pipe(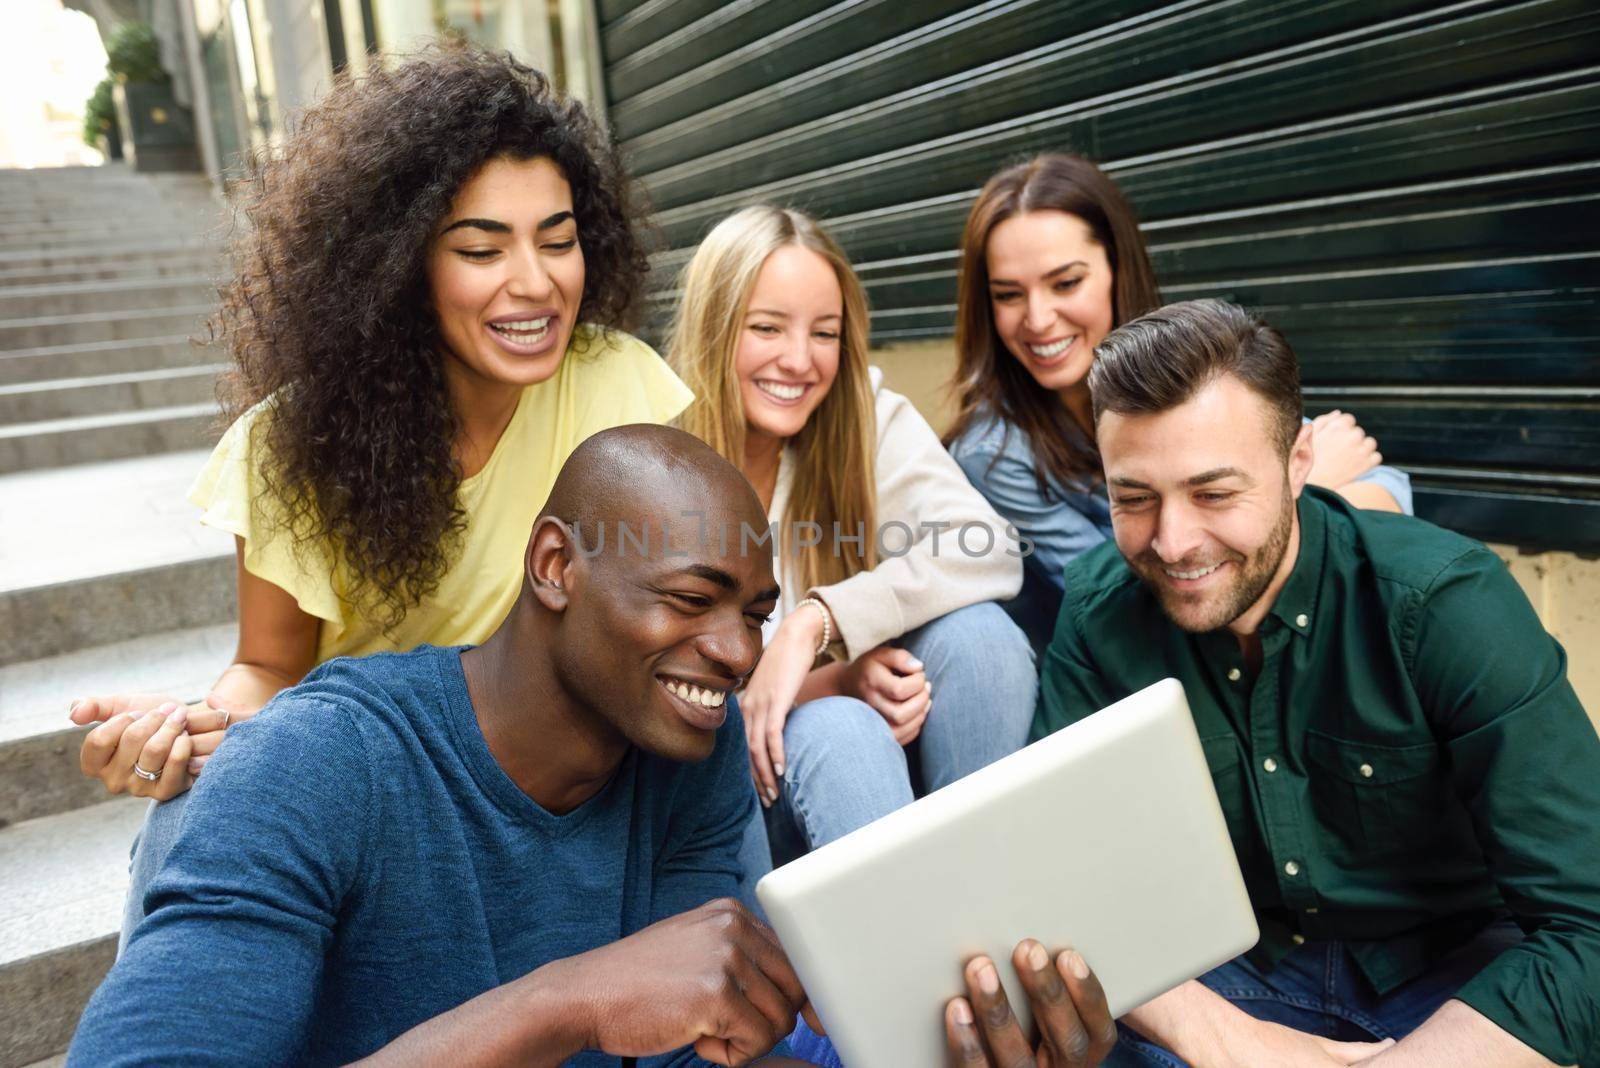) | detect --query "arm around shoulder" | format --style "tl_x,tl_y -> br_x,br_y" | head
69,698 -> 375,1066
